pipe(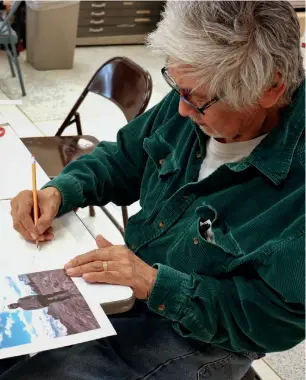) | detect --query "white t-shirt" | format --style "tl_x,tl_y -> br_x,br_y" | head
198,134 -> 267,181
